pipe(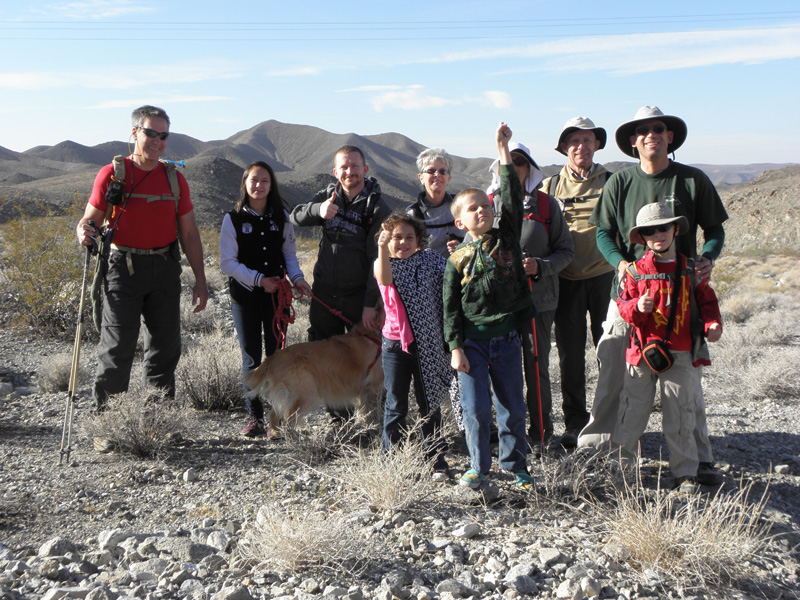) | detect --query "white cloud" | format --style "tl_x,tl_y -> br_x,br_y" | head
403,24 -> 800,75
0,60 -> 242,91
482,91 -> 511,109
88,96 -> 232,109
44,0 -> 155,19
362,85 -> 512,113
370,87 -> 452,112
265,67 -> 321,77
338,84 -> 412,92
0,73 -> 66,90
